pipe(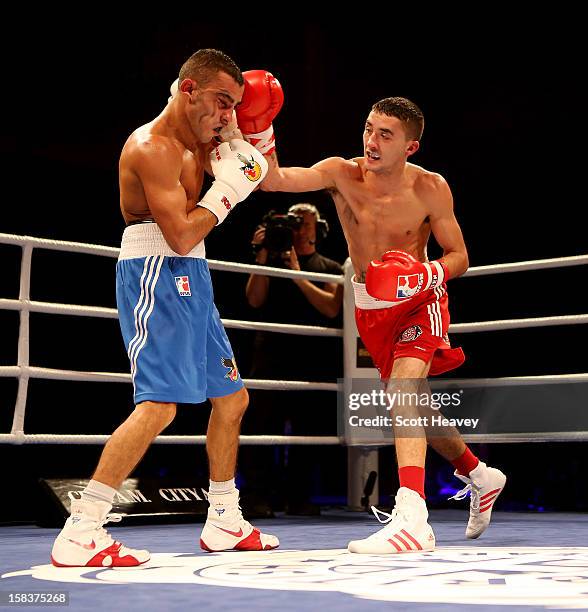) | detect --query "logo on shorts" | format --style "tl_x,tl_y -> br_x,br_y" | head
399,325 -> 423,342
222,357 -> 239,382
175,276 -> 191,296
237,153 -> 263,182
396,273 -> 423,299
